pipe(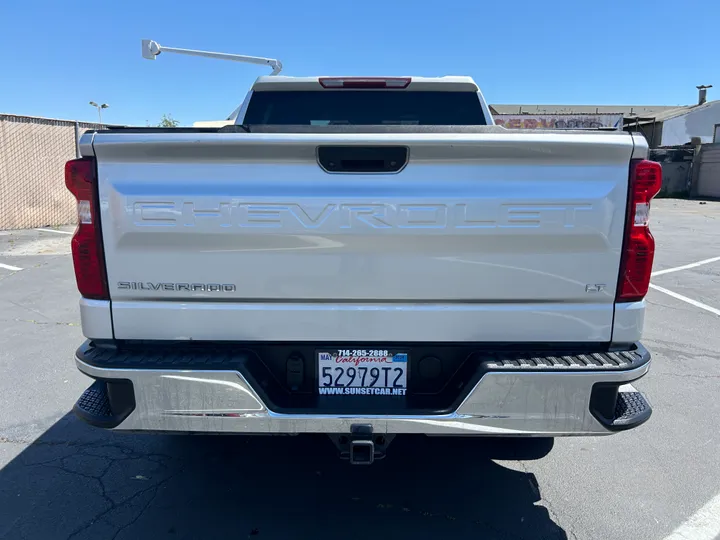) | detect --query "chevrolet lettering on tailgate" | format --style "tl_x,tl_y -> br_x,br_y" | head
131,201 -> 593,230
